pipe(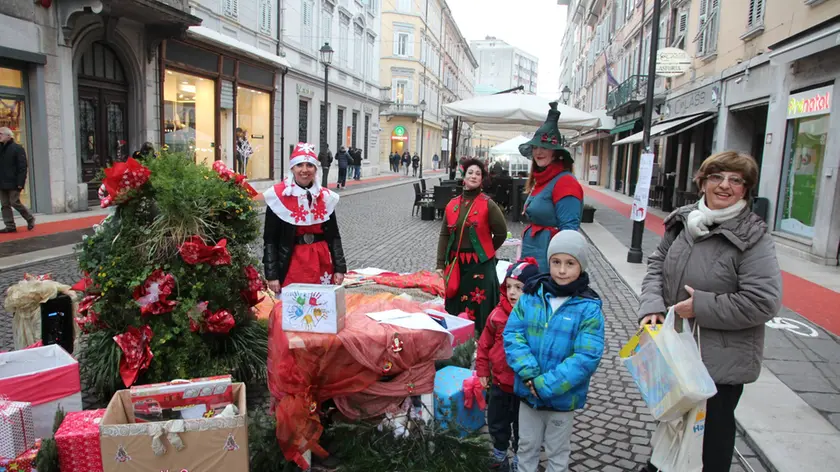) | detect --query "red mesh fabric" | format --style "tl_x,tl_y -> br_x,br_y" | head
267,292 -> 453,468
370,270 -> 445,297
